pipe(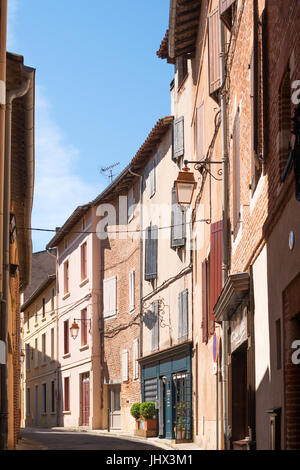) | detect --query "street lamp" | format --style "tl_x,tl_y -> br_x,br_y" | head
174,165 -> 197,205
70,318 -> 91,340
